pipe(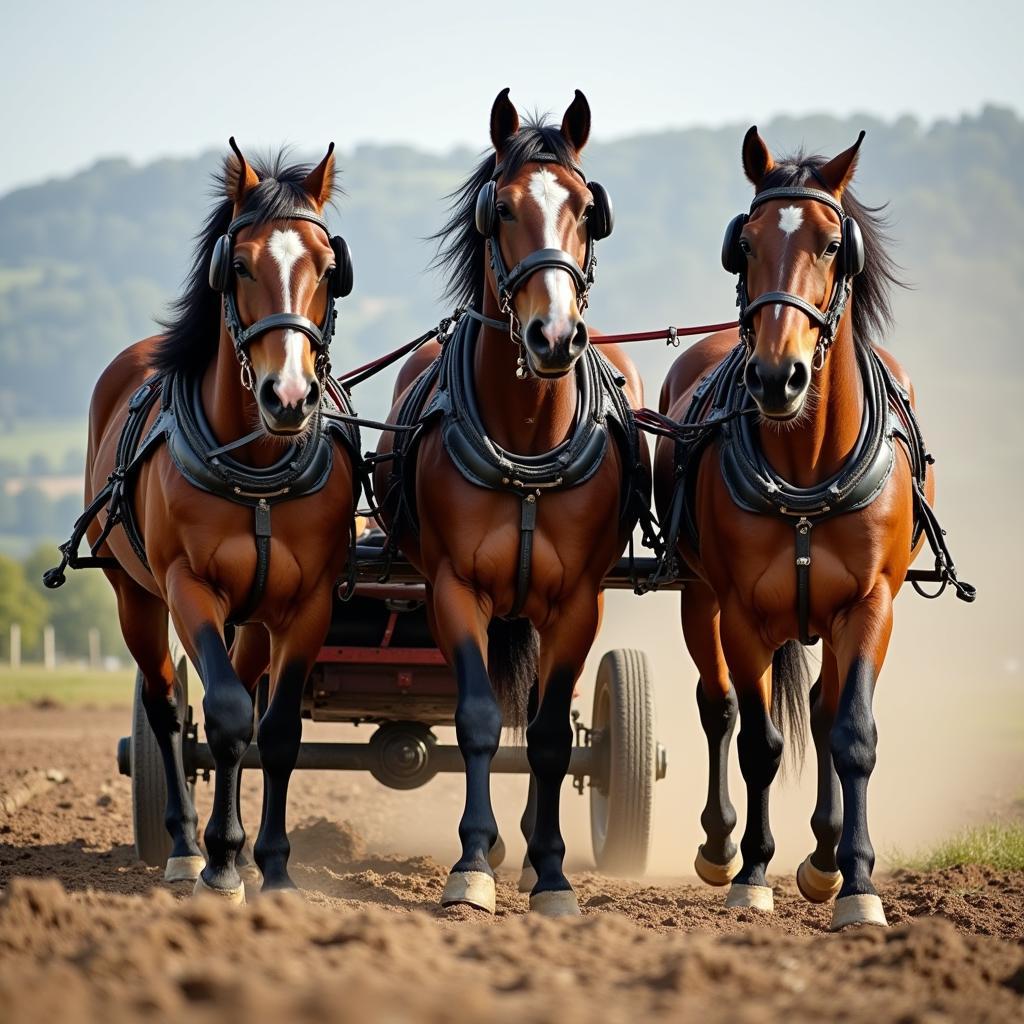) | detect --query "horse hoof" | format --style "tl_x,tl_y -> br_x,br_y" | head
487,834 -> 507,870
830,894 -> 887,930
694,846 -> 741,887
529,890 -> 581,918
192,873 -> 245,905
517,864 -> 538,893
441,871 -> 496,914
796,856 -> 843,904
164,854 -> 205,883
725,883 -> 774,912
